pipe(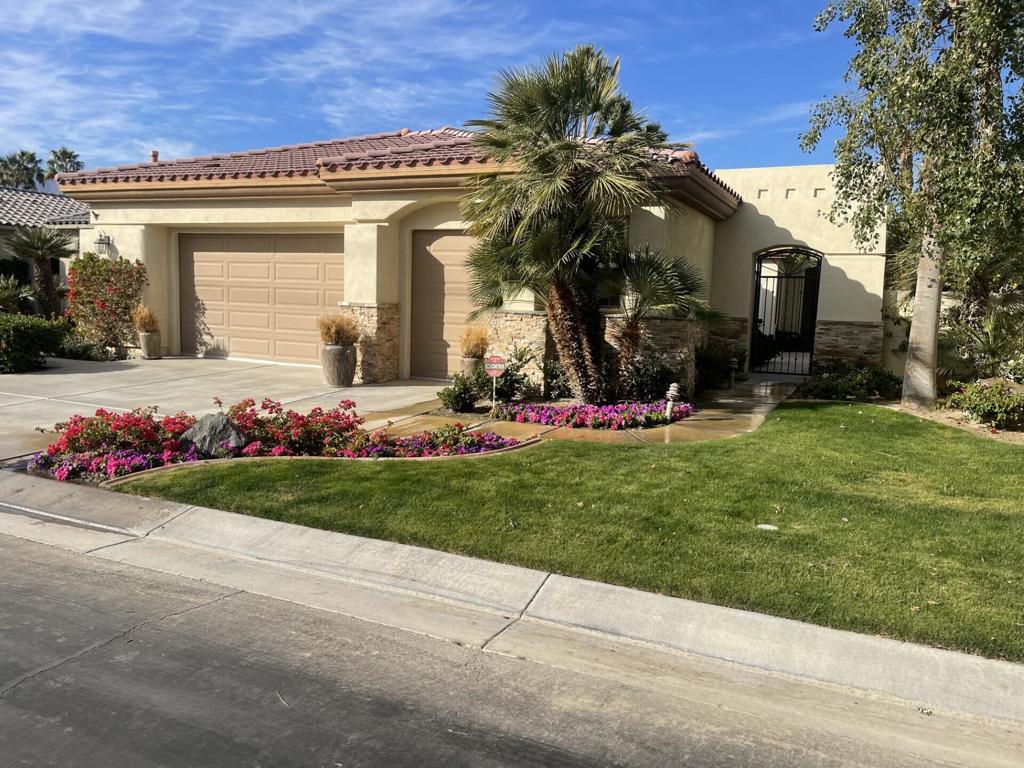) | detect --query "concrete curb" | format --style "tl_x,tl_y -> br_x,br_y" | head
3,472 -> 1022,724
